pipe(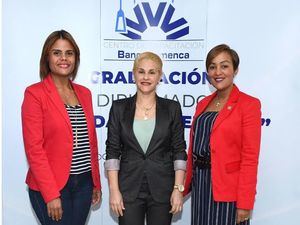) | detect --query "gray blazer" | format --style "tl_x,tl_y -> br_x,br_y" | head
105,95 -> 187,203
